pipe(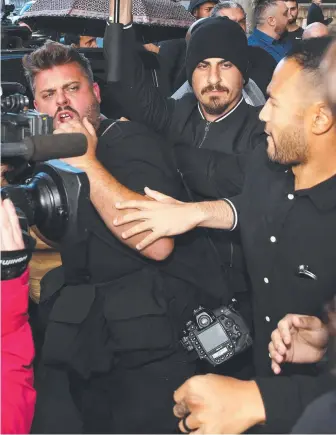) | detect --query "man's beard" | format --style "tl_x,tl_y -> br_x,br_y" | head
288,17 -> 297,25
201,84 -> 230,116
54,97 -> 101,130
85,98 -> 101,130
267,127 -> 308,165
